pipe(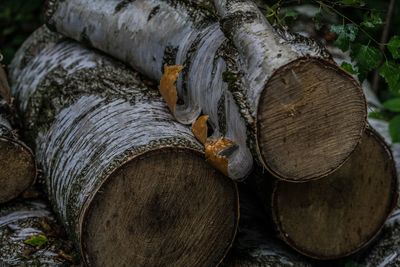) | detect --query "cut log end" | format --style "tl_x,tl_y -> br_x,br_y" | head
257,58 -> 366,181
272,128 -> 397,259
81,148 -> 238,267
0,137 -> 36,203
